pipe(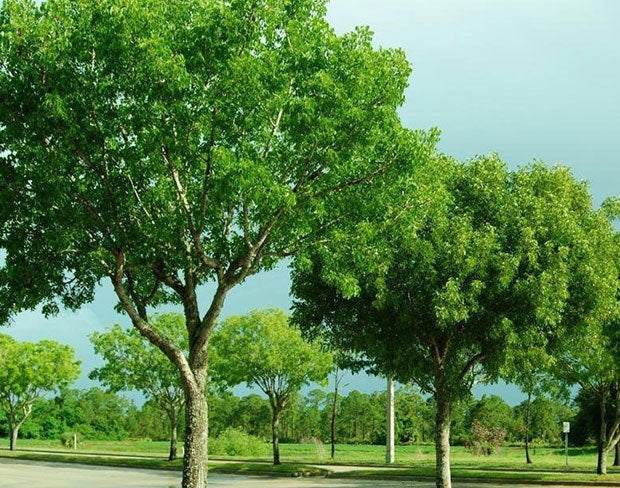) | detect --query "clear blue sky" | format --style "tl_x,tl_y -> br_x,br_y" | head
4,0 -> 620,405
